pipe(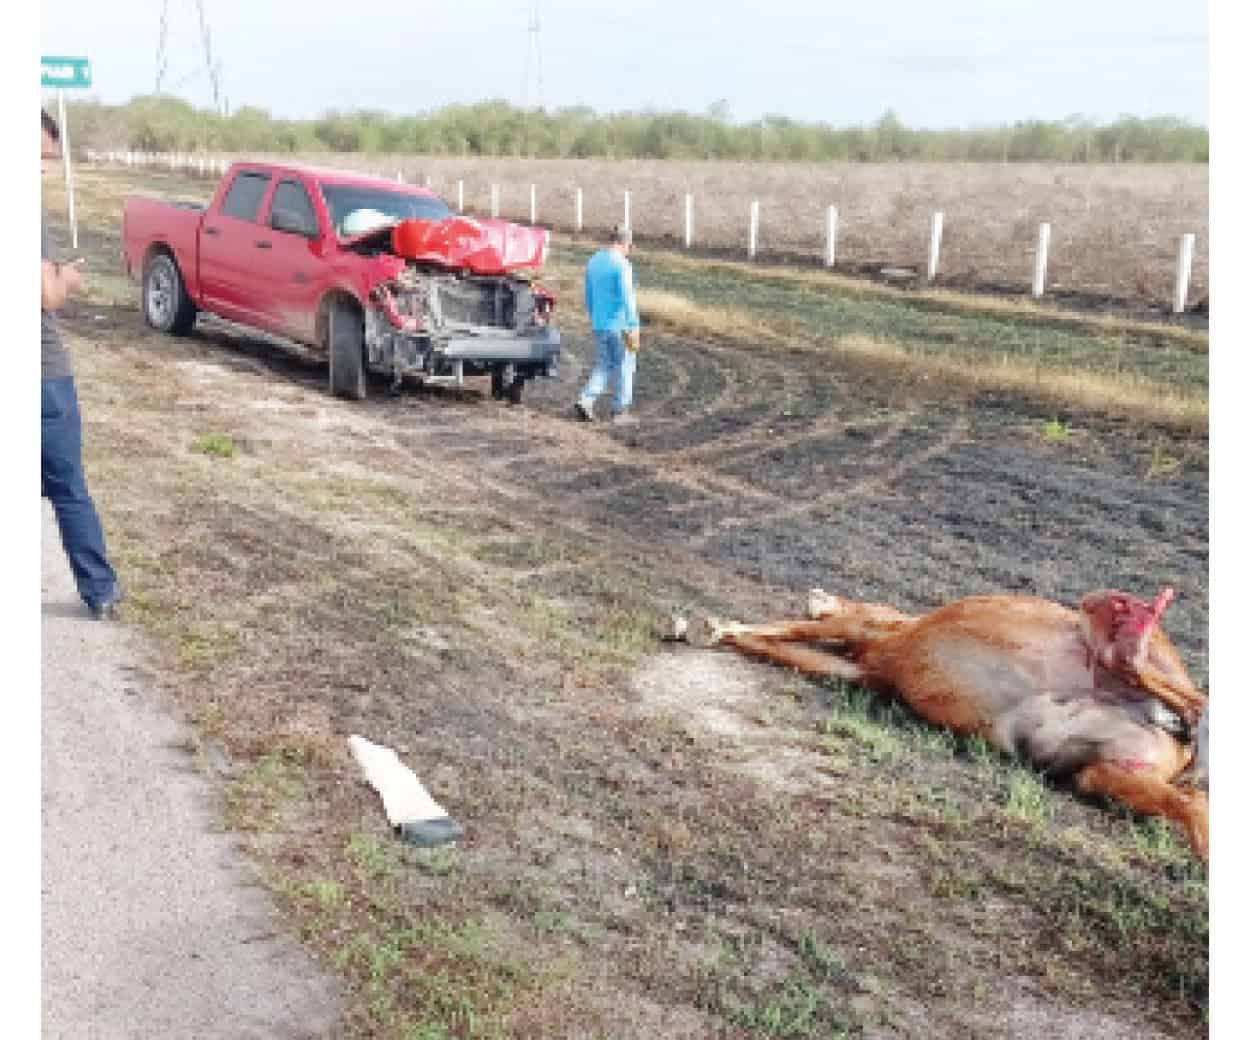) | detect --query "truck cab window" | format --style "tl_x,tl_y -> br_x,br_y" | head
271,180 -> 318,236
220,172 -> 272,222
